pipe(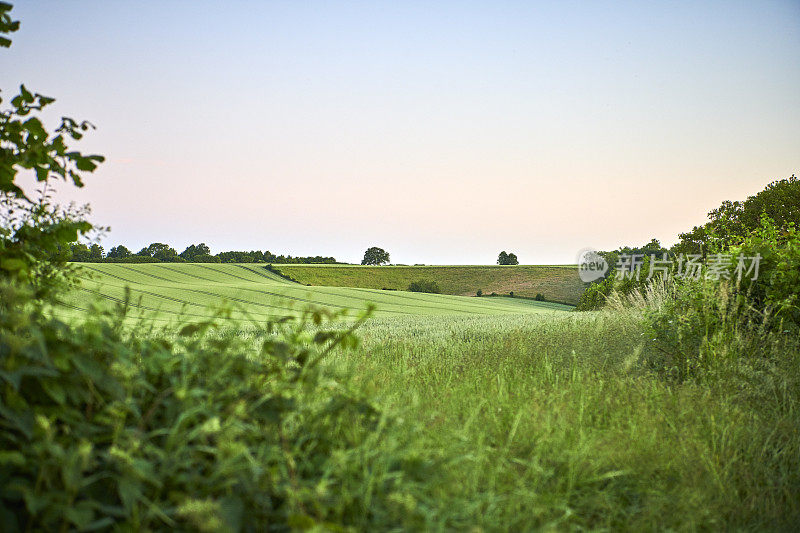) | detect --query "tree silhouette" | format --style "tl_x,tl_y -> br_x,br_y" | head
362,246 -> 390,265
